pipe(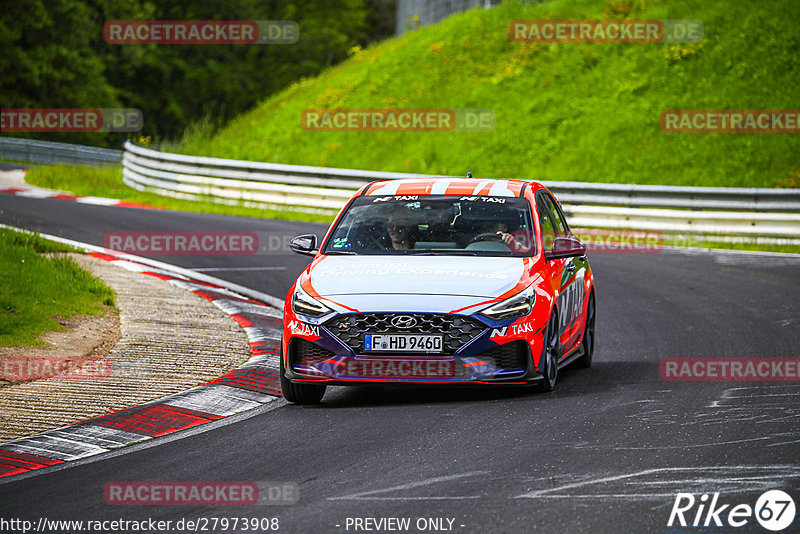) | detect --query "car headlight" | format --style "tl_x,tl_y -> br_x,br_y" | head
480,285 -> 536,321
291,285 -> 332,317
